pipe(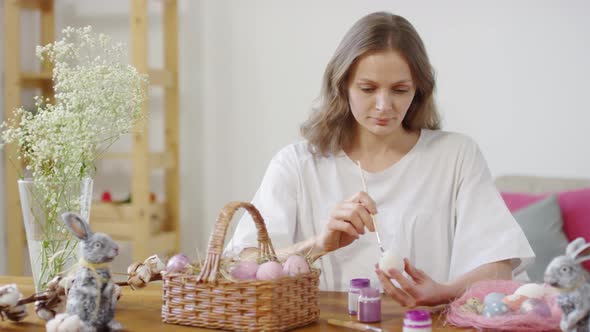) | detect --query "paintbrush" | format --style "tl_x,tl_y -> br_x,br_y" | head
356,160 -> 385,255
